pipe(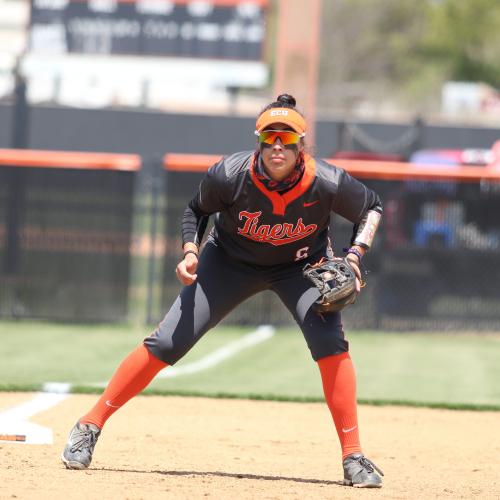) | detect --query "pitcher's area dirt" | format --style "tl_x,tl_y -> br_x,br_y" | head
1,393 -> 499,499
